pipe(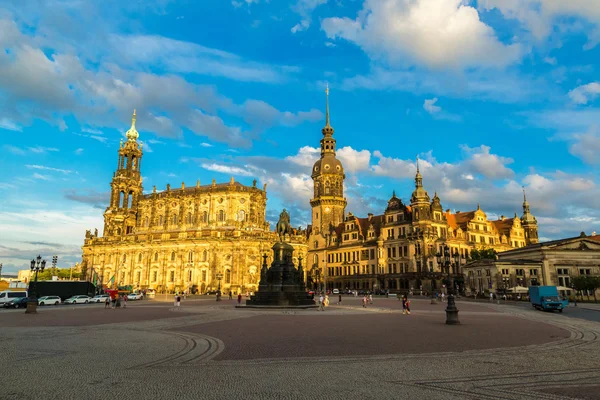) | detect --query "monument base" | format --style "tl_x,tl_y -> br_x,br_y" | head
244,290 -> 317,309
